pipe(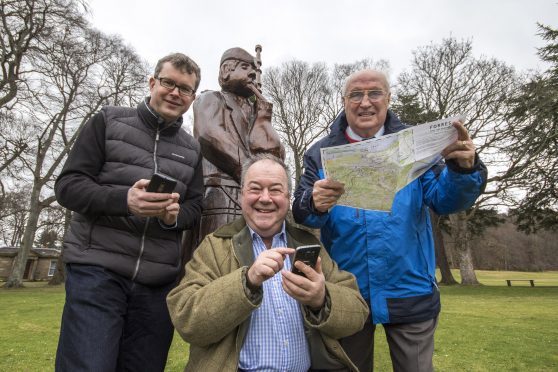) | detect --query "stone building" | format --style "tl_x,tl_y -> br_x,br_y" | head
0,247 -> 60,281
